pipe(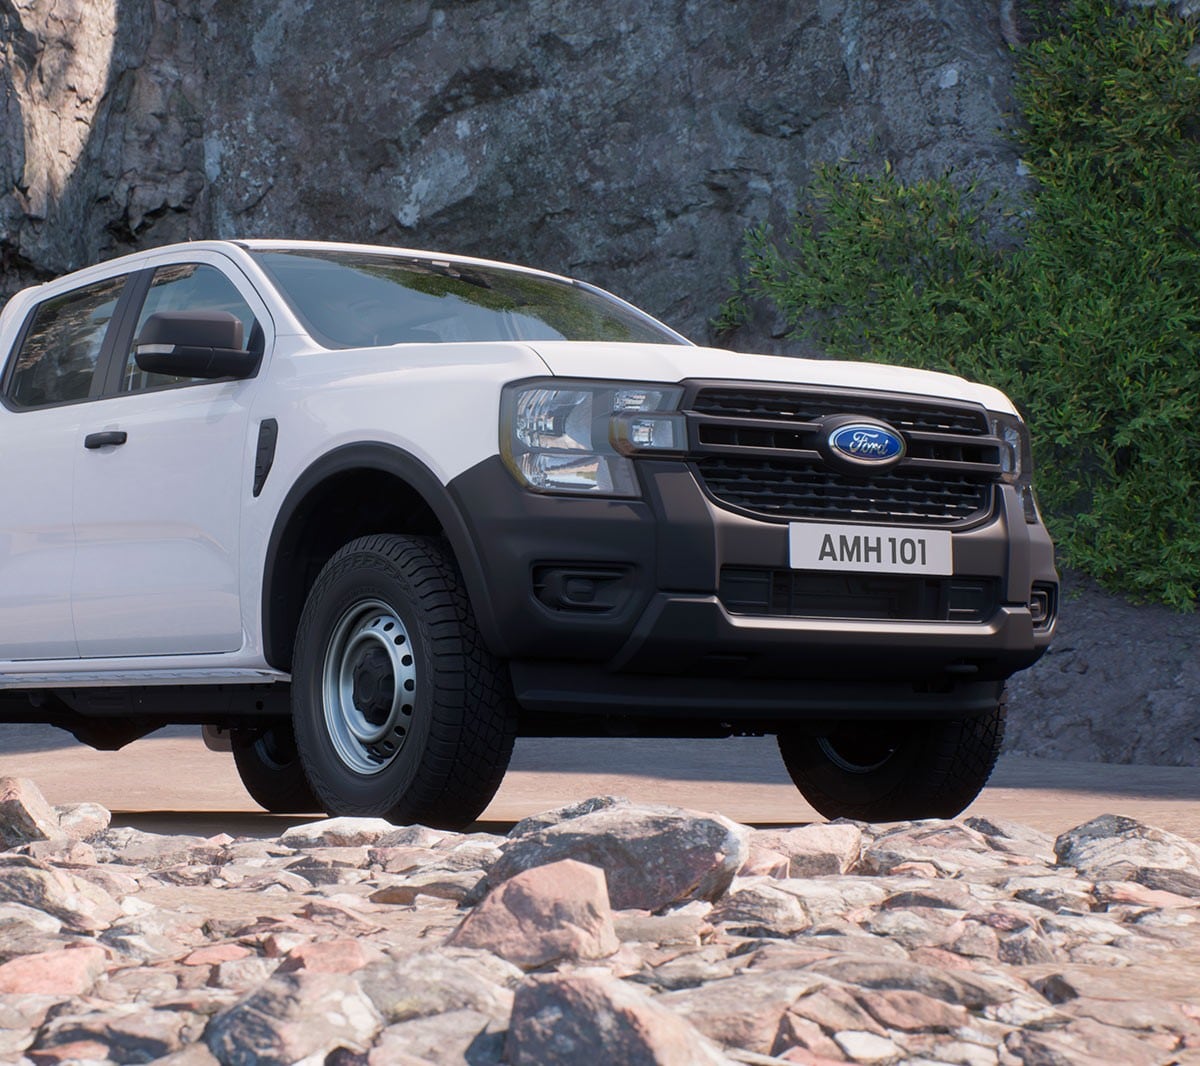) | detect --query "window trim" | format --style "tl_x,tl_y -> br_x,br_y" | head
0,270 -> 147,414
